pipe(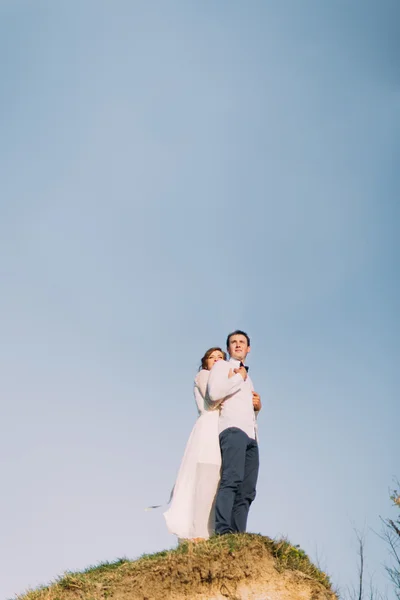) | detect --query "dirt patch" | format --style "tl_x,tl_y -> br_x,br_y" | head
16,534 -> 337,600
